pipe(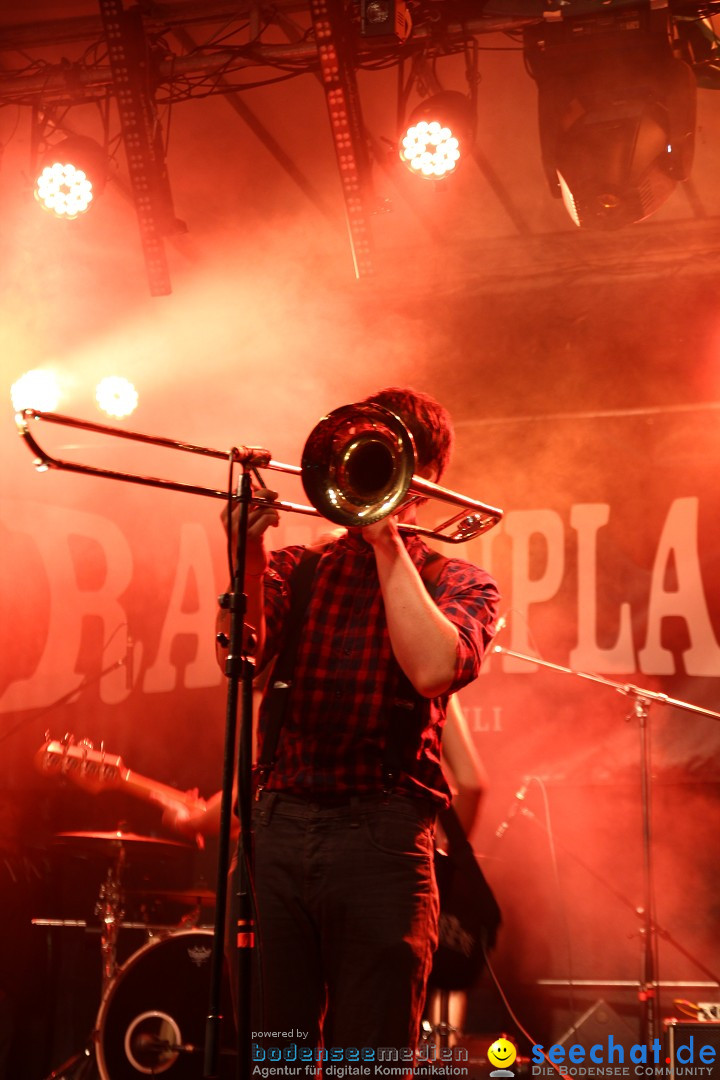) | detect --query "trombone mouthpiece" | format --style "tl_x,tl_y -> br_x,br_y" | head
231,446 -> 272,467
